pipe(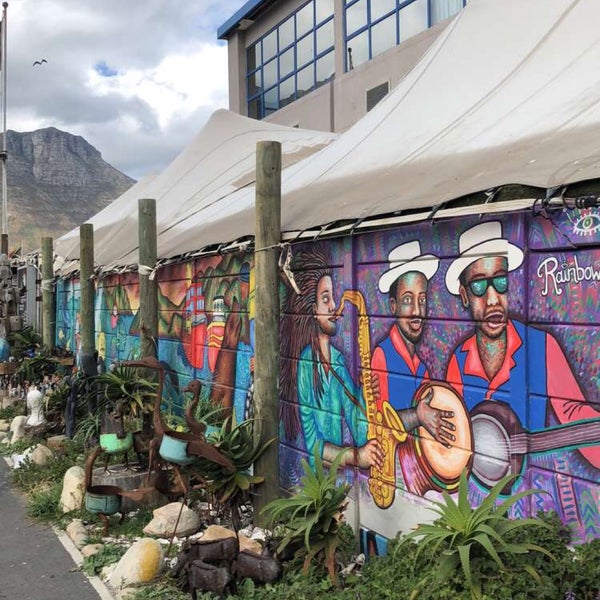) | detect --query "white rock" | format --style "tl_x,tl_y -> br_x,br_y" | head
66,519 -> 88,549
60,465 -> 86,513
9,415 -> 27,444
0,419 -> 10,432
142,502 -> 201,538
29,444 -> 54,466
108,538 -> 164,589
81,544 -> 104,558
